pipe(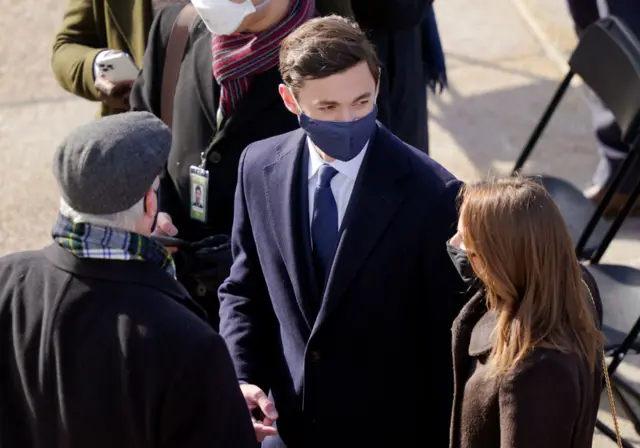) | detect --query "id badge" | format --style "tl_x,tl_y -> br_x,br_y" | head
189,165 -> 209,223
